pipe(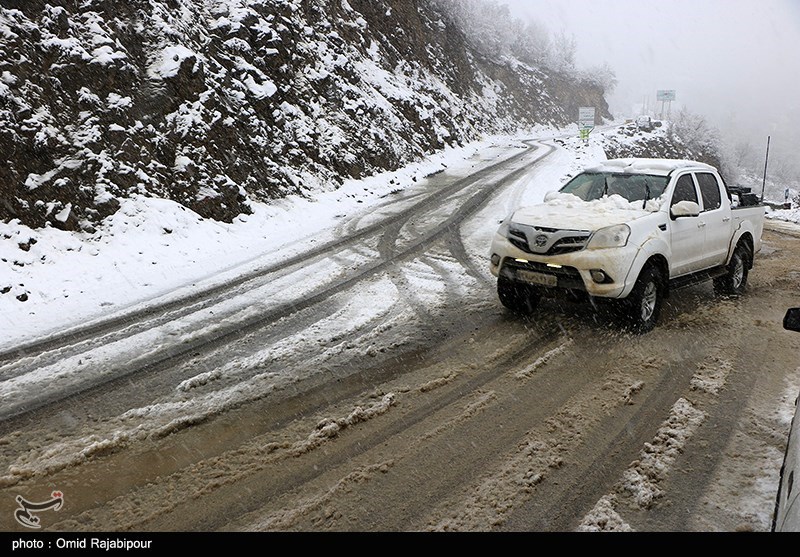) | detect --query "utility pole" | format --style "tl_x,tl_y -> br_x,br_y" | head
760,136 -> 771,203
